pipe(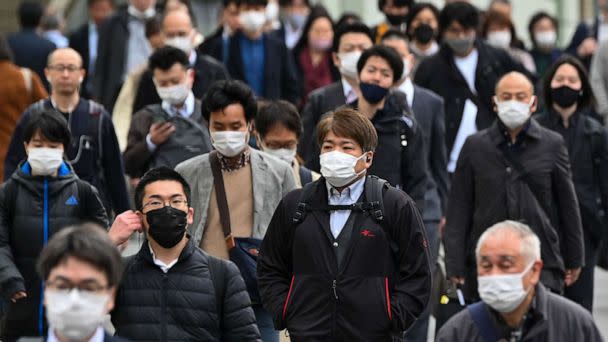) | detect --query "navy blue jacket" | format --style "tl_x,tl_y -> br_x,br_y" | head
7,29 -> 56,90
